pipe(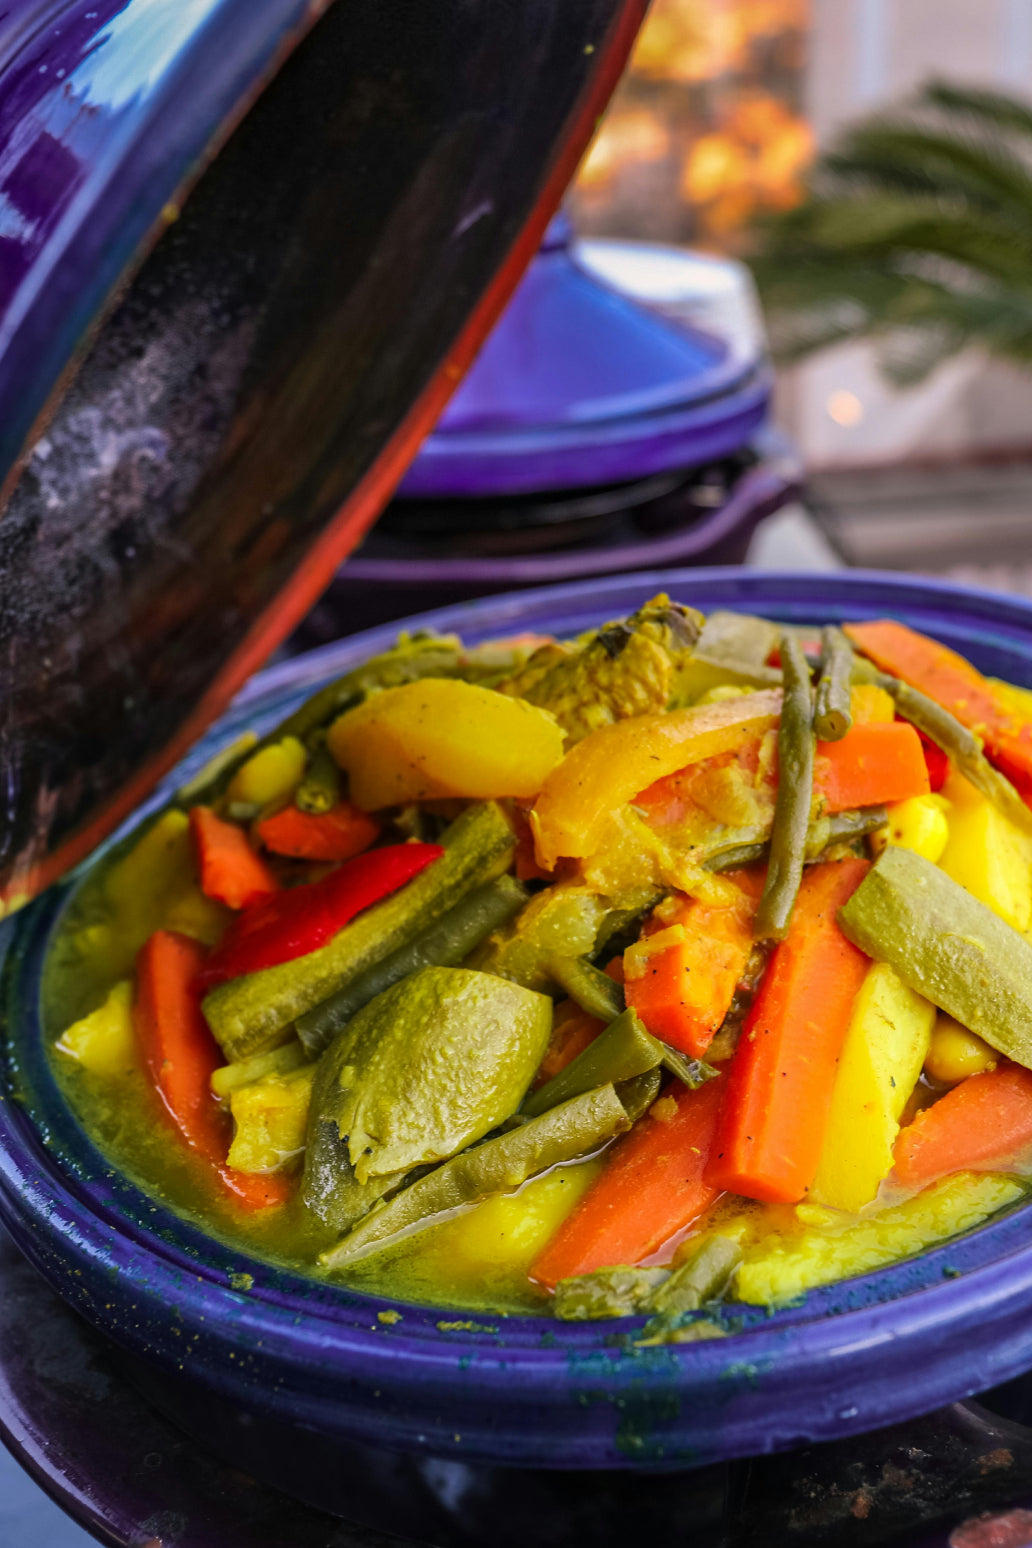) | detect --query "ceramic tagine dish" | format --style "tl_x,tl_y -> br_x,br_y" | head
5,1 -> 1032,1539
